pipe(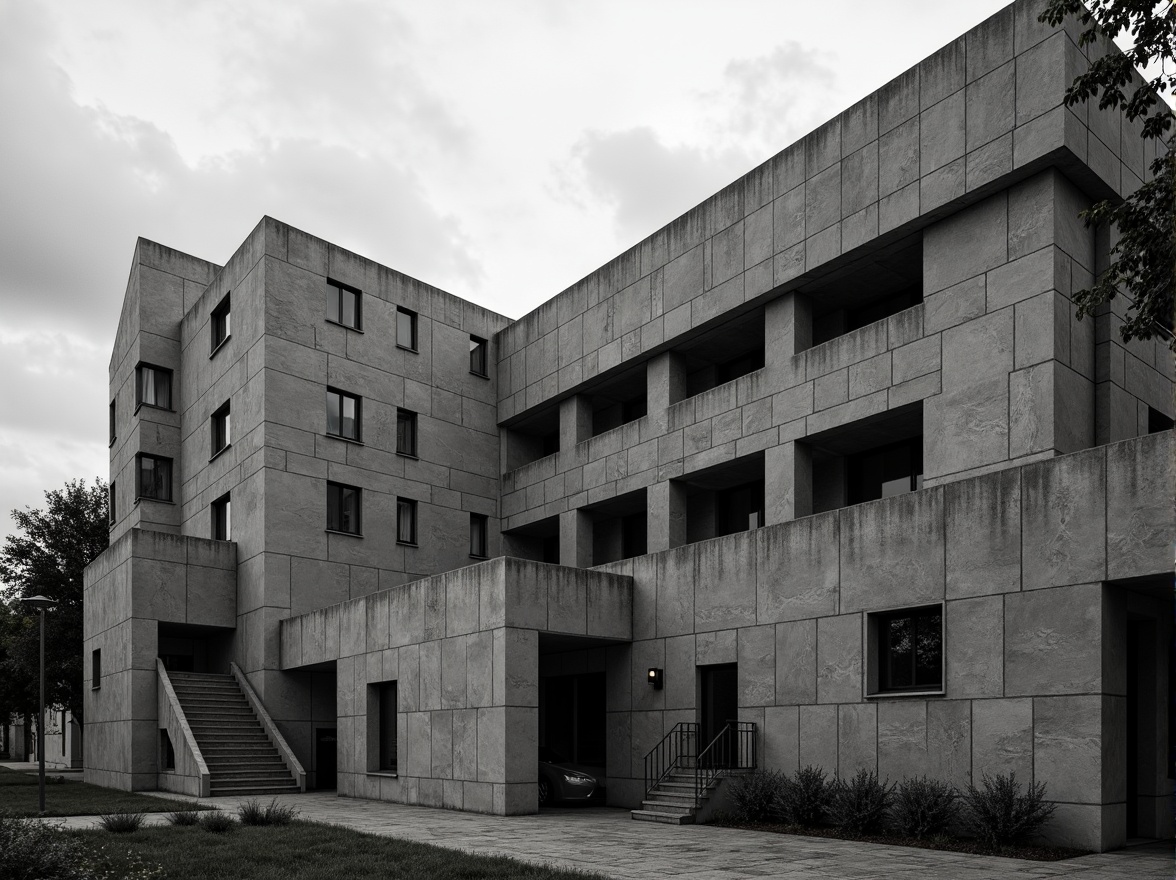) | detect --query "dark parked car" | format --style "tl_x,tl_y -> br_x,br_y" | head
538,747 -> 605,806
